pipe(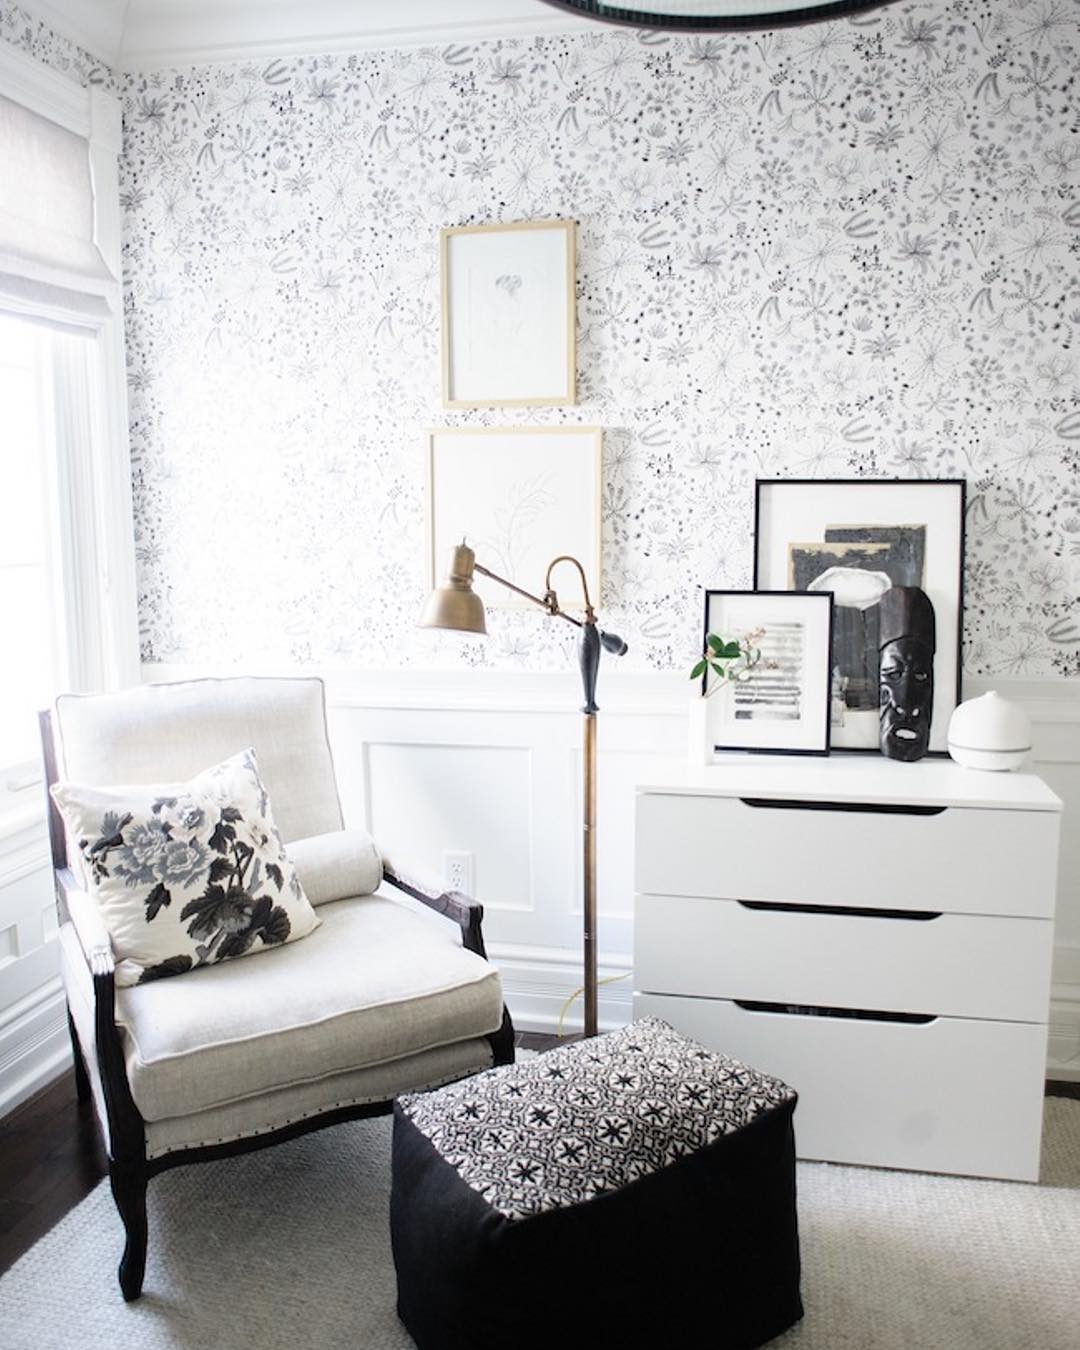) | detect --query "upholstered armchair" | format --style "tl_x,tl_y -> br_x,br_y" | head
40,676 -> 513,1301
